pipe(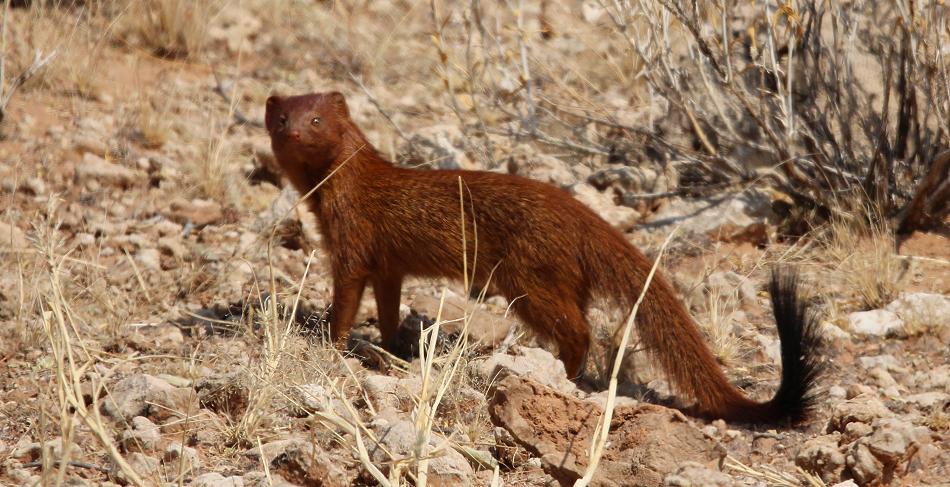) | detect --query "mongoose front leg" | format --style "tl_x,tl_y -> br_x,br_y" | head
372,274 -> 404,351
329,273 -> 368,348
